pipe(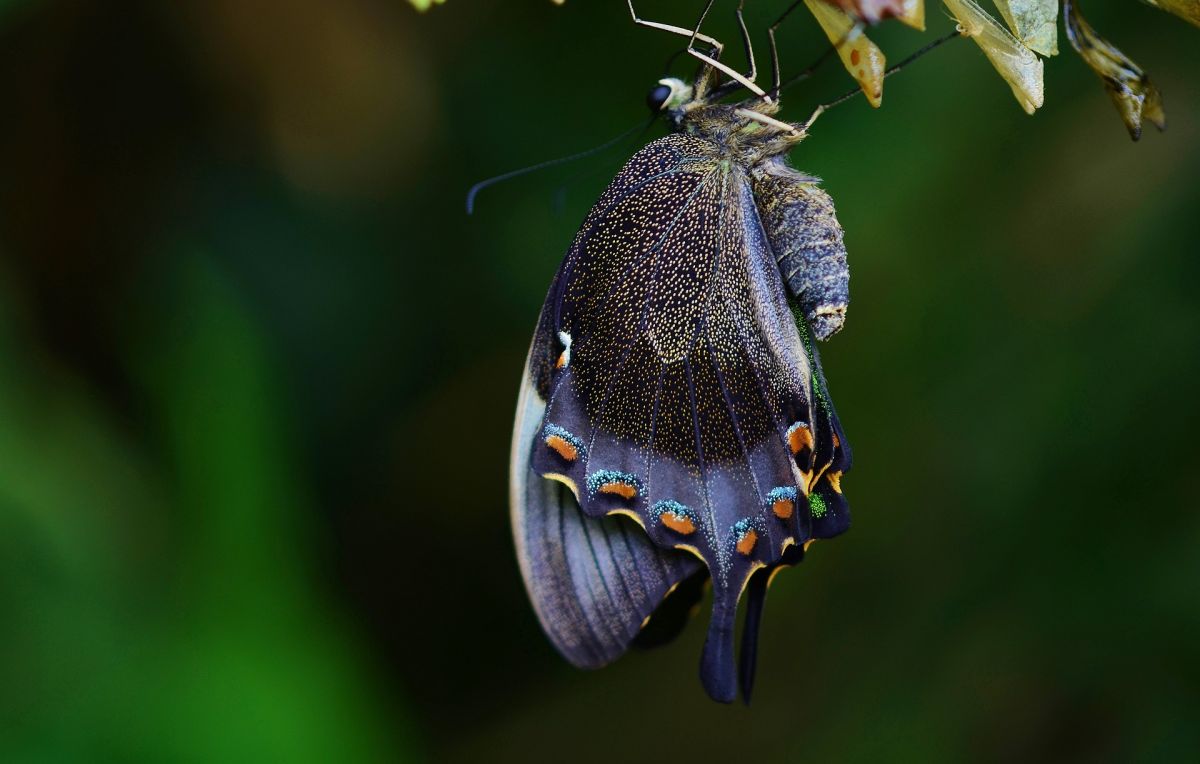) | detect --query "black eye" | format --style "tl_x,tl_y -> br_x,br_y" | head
647,83 -> 673,112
